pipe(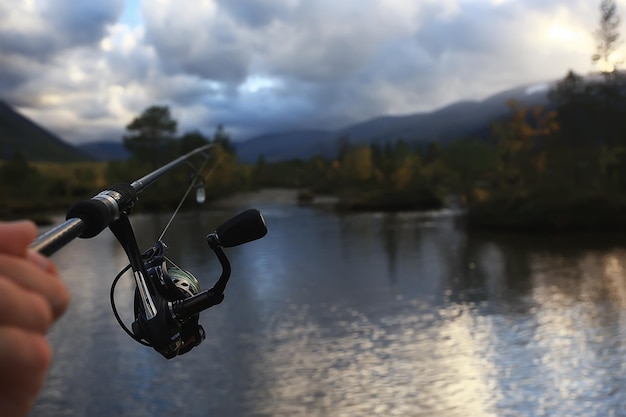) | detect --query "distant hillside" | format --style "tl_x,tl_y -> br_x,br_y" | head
0,80 -> 554,164
0,101 -> 91,162
235,82 -> 552,163
78,141 -> 130,161
236,130 -> 336,162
